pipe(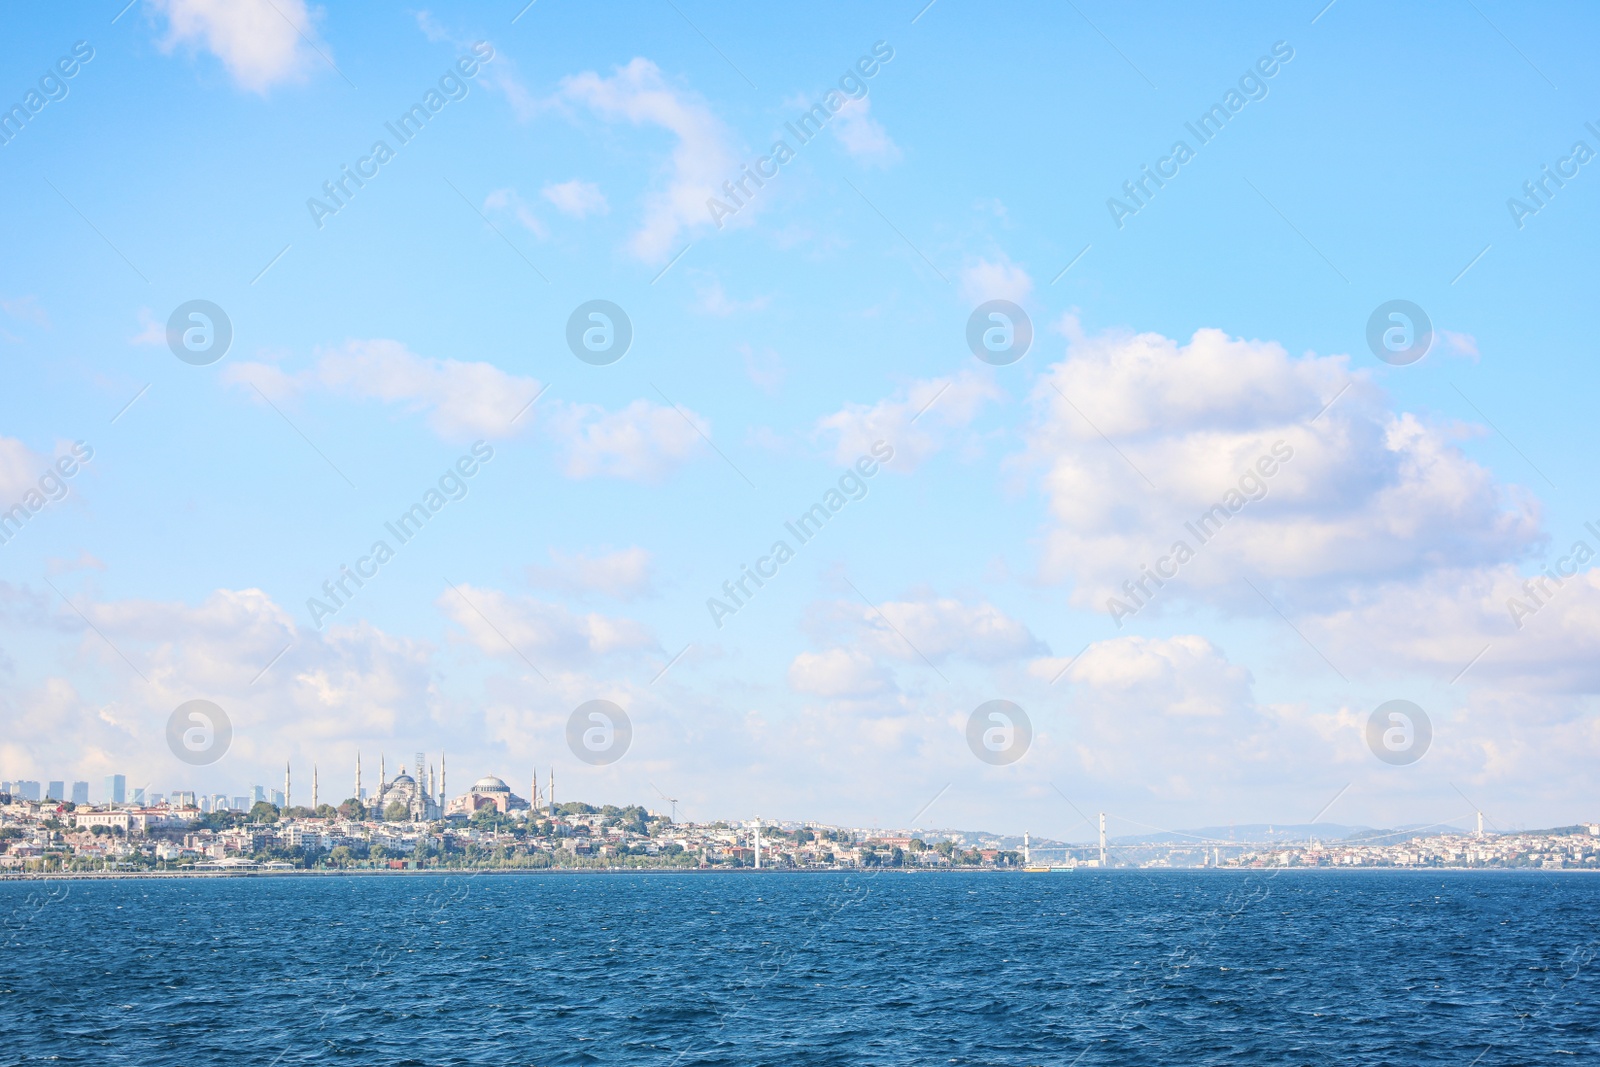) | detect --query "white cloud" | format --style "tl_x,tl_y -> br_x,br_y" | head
691,274 -> 768,316
438,584 -> 657,664
527,547 -> 655,601
151,0 -> 326,93
546,398 -> 707,482
788,648 -> 892,698
831,96 -> 900,167
816,370 -> 1003,471
129,308 -> 165,346
0,436 -> 48,501
1,295 -> 49,328
1023,325 -> 1541,611
816,594 -> 1047,665
225,340 -> 544,441
740,344 -> 786,395
226,340 -> 716,482
541,179 -> 608,219
958,256 -> 1033,305
556,58 -> 736,261
484,188 -> 547,238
